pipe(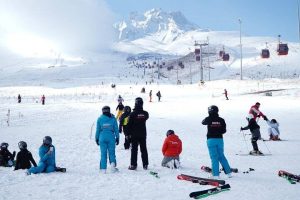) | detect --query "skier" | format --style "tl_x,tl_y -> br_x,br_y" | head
0,142 -> 16,167
95,106 -> 119,173
202,105 -> 232,178
116,102 -> 125,120
223,89 -> 229,100
14,141 -> 37,170
149,90 -> 152,102
26,136 -> 56,175
161,130 -> 182,169
127,97 -> 149,170
265,117 -> 281,140
18,94 -> 22,103
241,114 -> 264,155
117,95 -> 124,104
249,102 -> 265,121
156,91 -> 162,102
41,95 -> 45,105
119,106 -> 132,150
